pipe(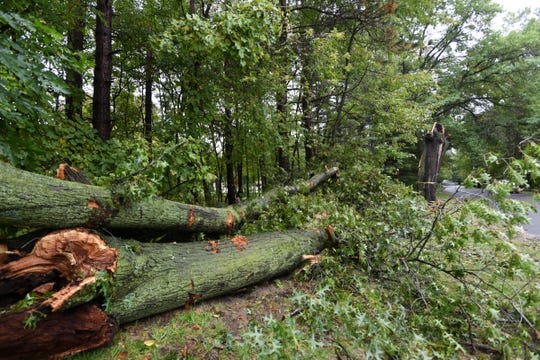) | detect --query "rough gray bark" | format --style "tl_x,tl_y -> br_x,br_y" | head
65,0 -> 86,121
